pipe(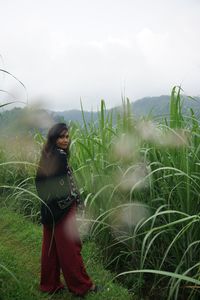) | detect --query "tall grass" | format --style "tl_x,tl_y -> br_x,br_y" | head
1,86 -> 200,299
69,87 -> 200,299
0,78 -> 30,282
